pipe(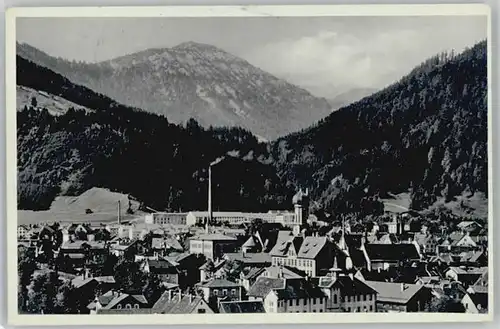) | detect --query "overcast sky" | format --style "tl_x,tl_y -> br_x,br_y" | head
17,16 -> 487,98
